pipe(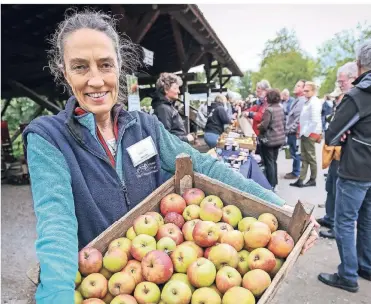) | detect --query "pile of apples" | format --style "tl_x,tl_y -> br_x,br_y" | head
74,188 -> 295,304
